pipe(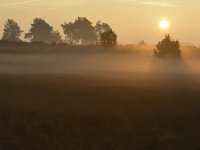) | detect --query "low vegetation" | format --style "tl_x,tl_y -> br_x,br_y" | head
0,71 -> 200,149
